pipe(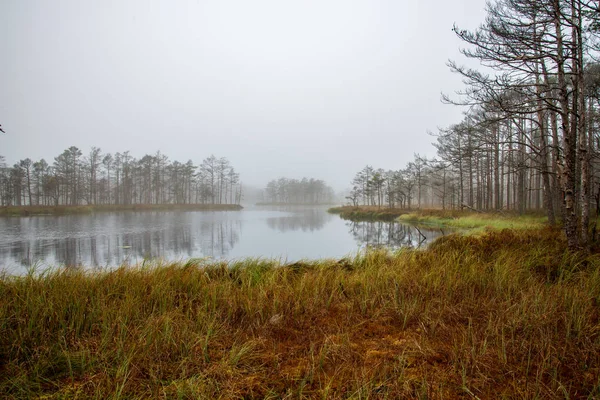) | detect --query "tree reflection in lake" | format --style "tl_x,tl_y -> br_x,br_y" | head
0,213 -> 241,270
346,220 -> 445,249
265,208 -> 333,232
